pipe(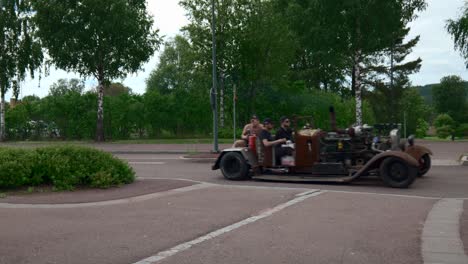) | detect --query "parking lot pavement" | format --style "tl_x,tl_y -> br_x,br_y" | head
155,191 -> 435,264
0,186 -> 301,264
